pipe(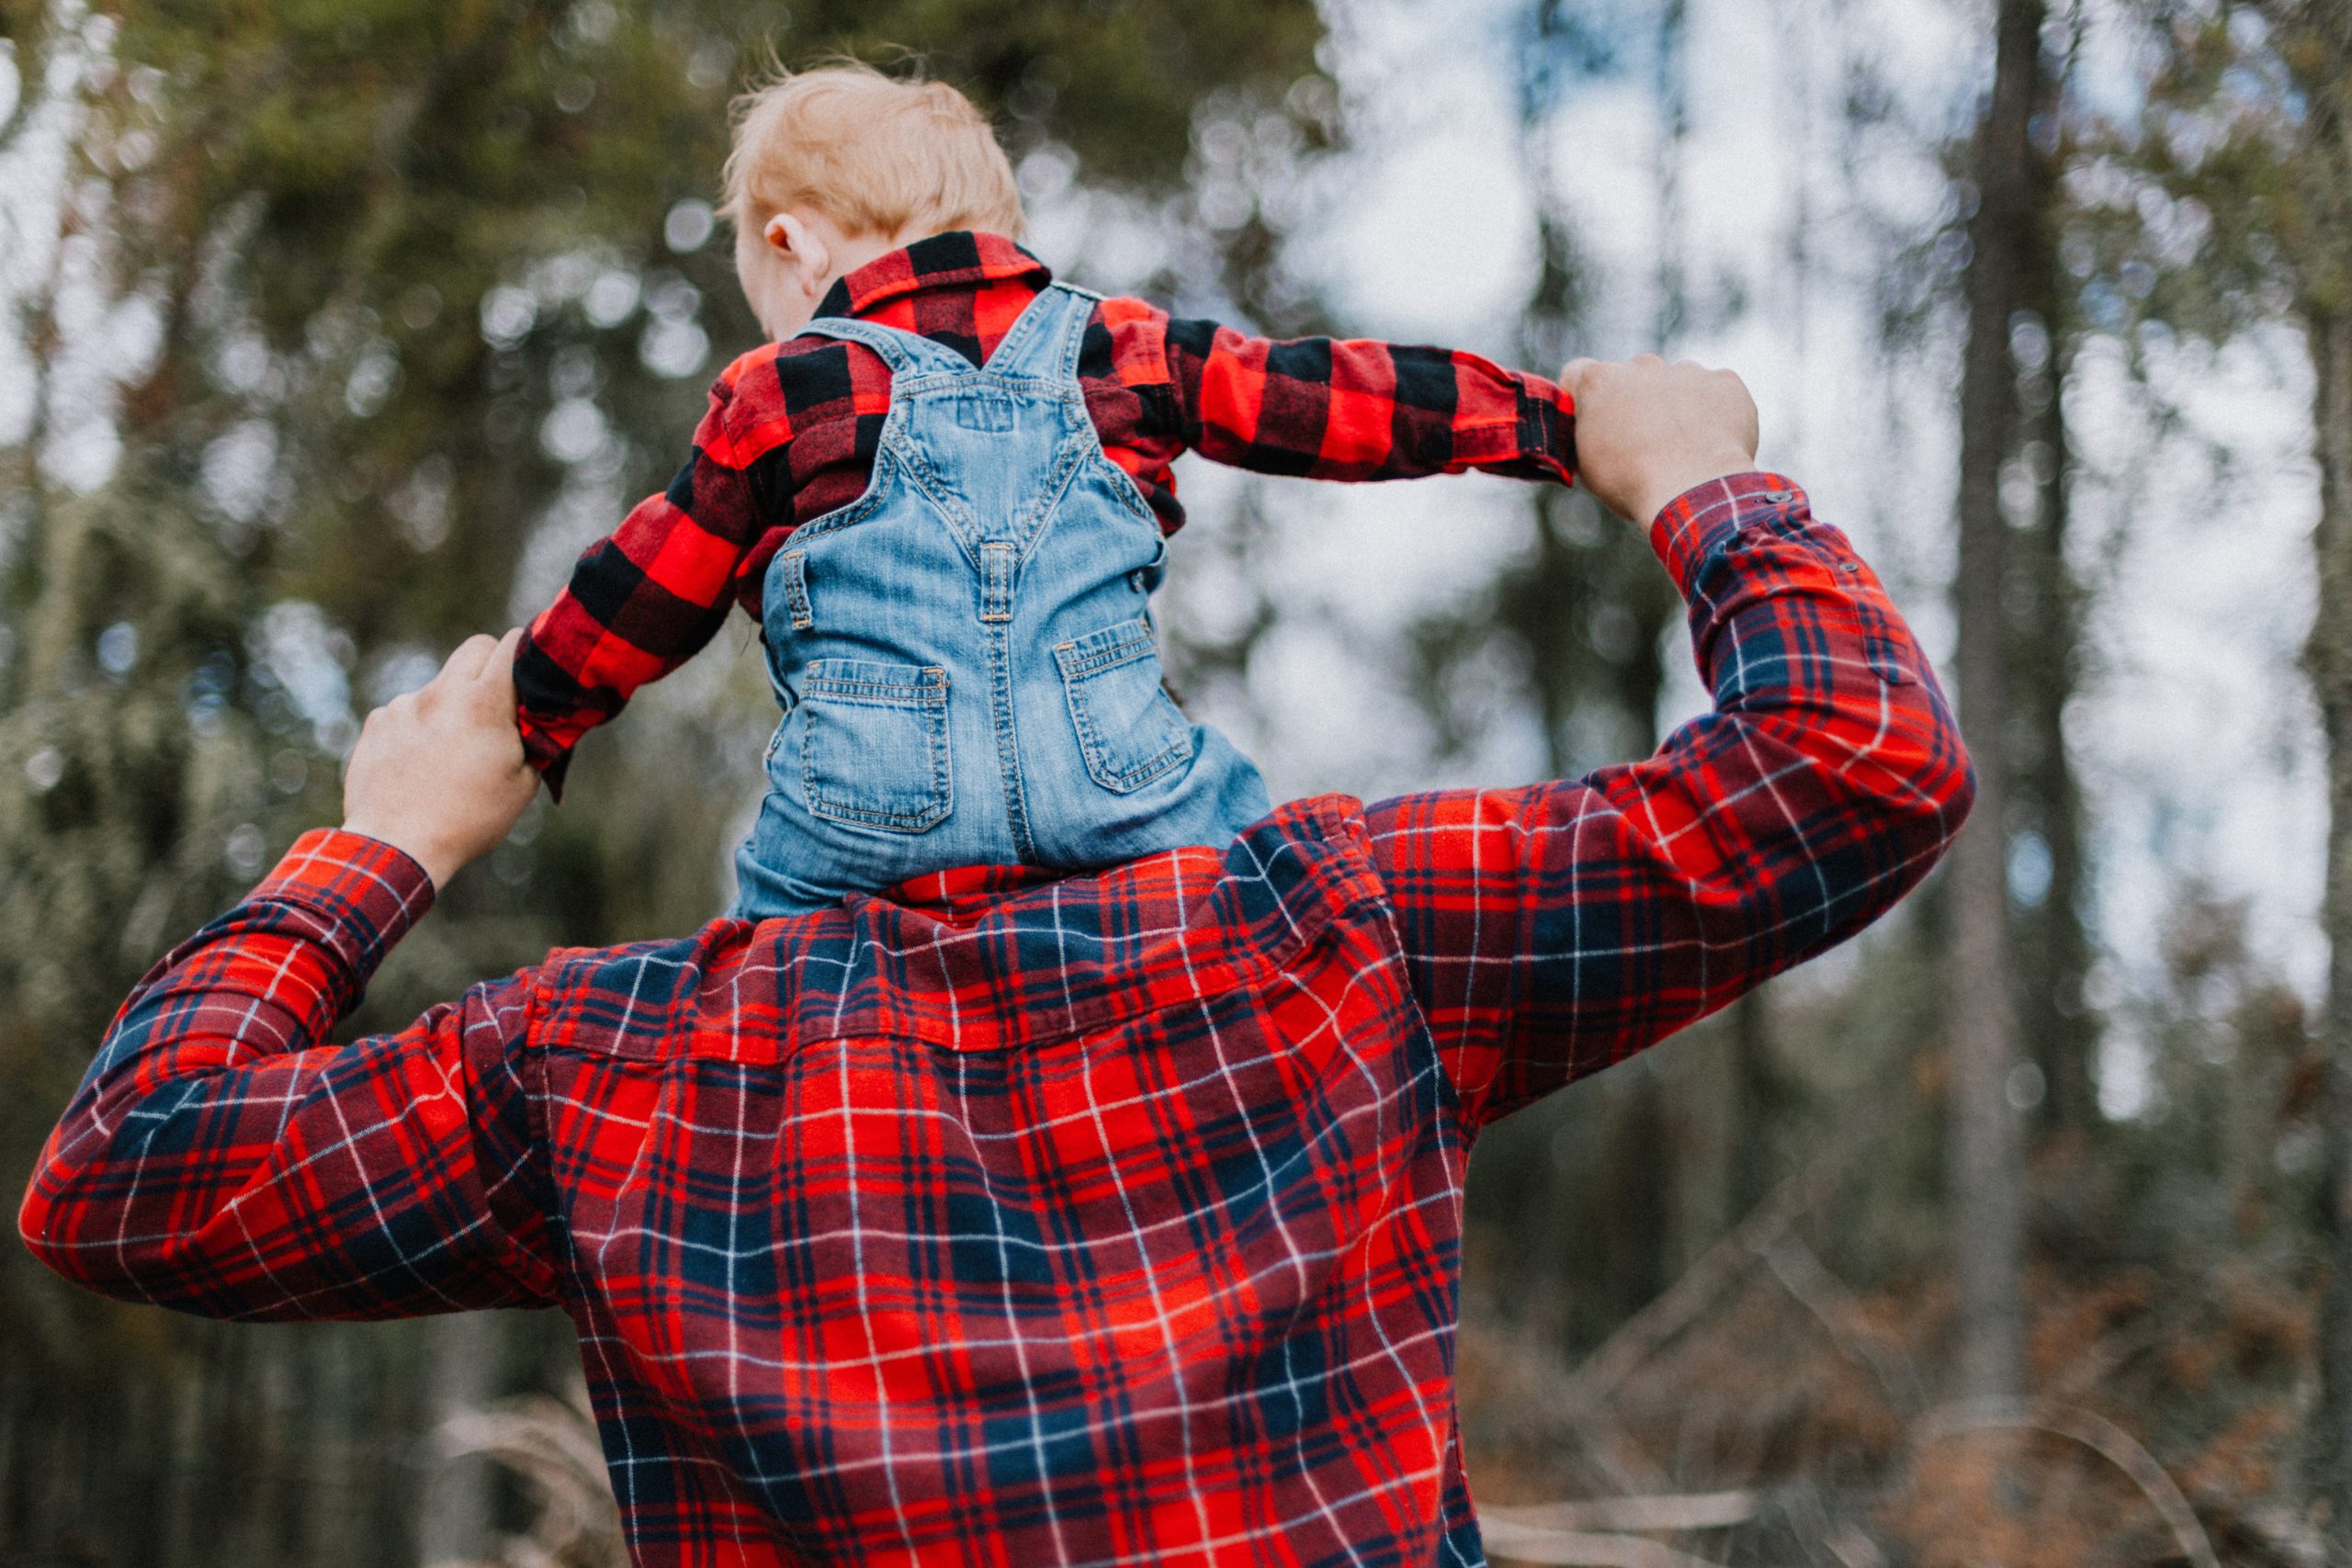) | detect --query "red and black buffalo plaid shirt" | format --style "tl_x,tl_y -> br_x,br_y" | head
514,231 -> 1578,786
23,475 -> 1970,1568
